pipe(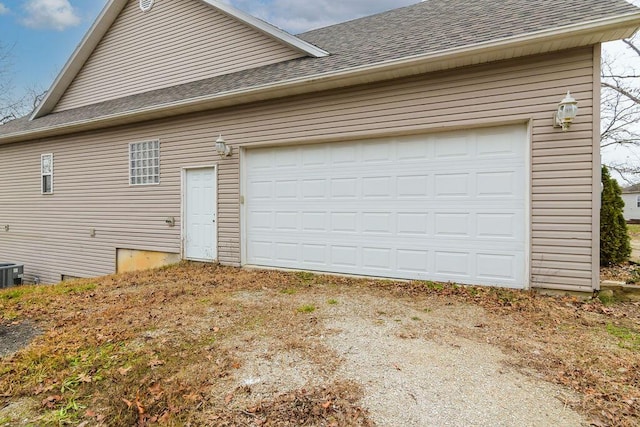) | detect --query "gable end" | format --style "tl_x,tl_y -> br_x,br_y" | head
32,0 -> 328,119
